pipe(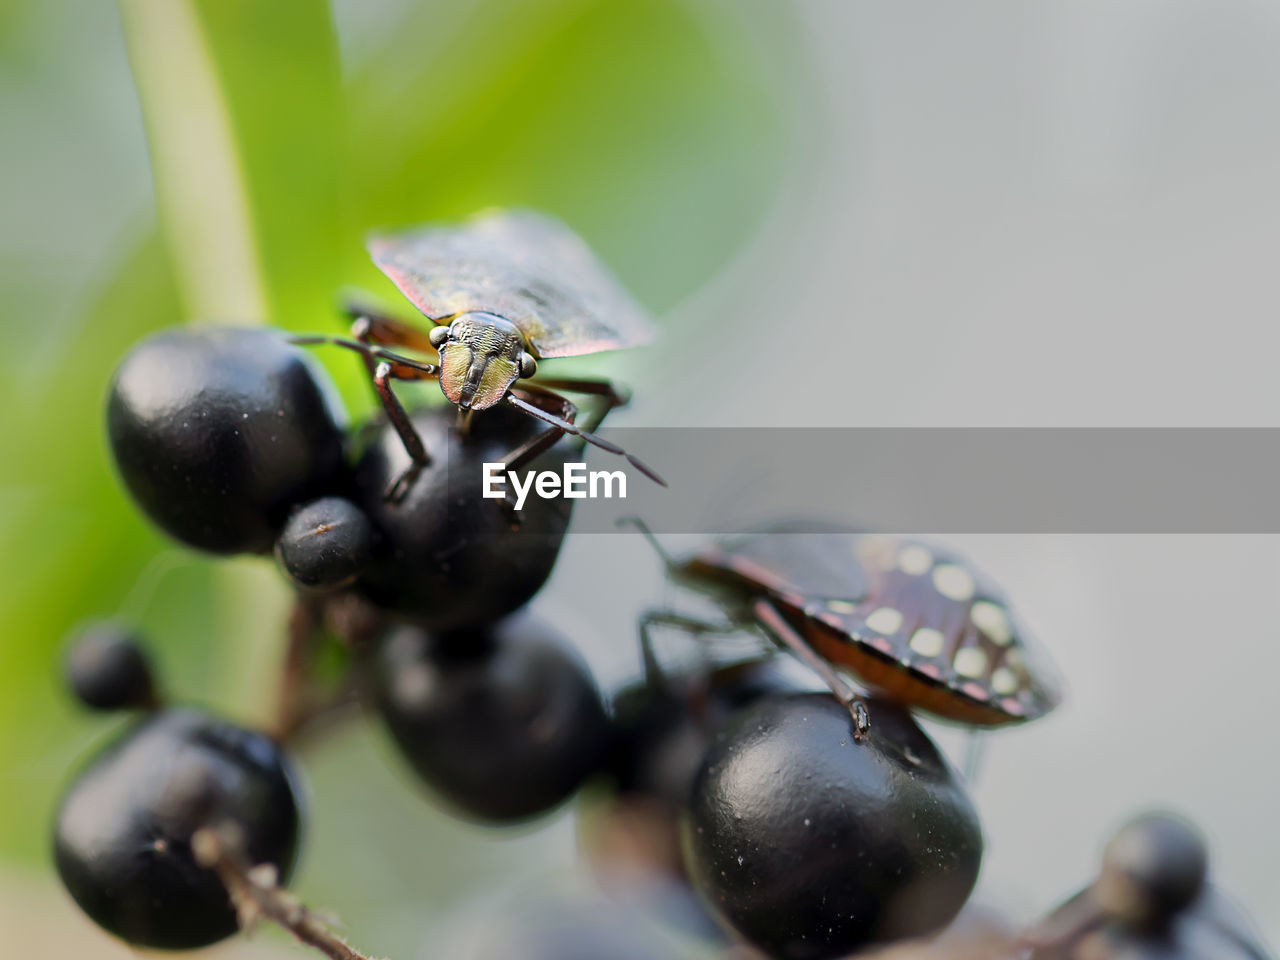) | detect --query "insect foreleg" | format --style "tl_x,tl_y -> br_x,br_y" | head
372,360 -> 440,502
638,609 -> 747,688
348,307 -> 446,354
288,334 -> 440,502
752,598 -> 872,739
